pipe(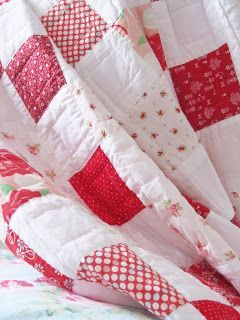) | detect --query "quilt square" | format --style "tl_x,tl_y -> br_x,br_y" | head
69,146 -> 145,225
77,244 -> 186,318
170,44 -> 240,131
41,0 -> 108,65
6,35 -> 66,123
